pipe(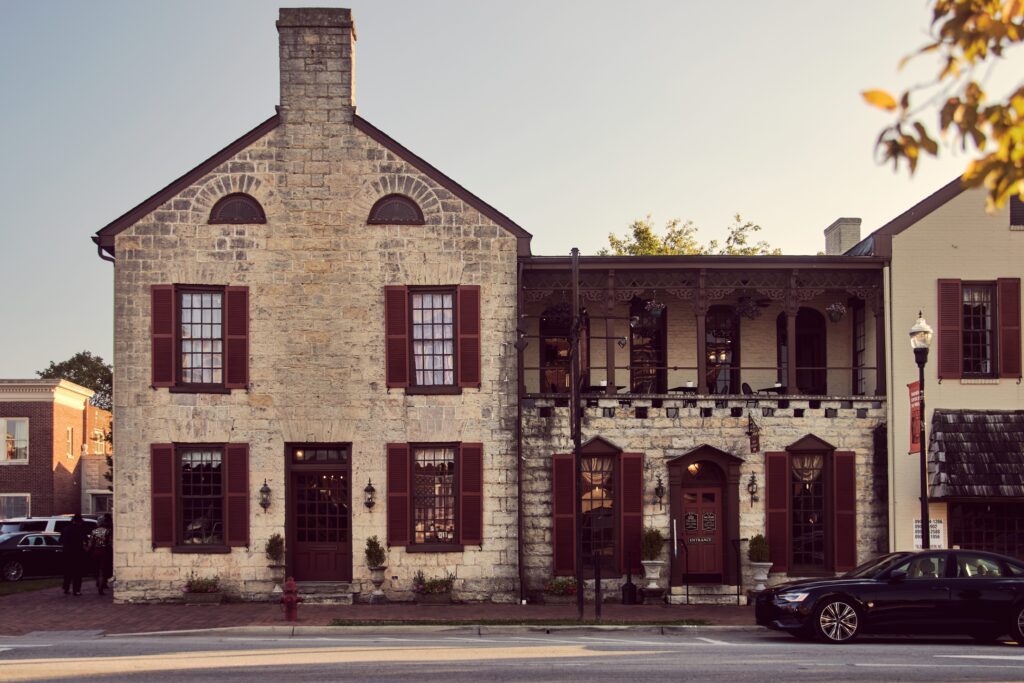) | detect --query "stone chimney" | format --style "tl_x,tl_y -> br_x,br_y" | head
824,217 -> 862,255
277,8 -> 356,123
